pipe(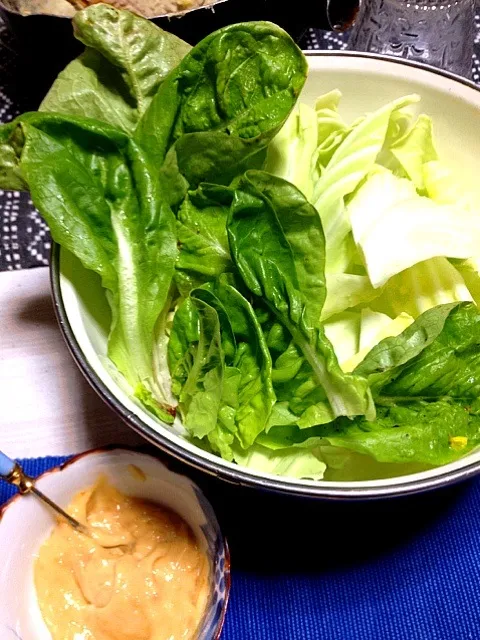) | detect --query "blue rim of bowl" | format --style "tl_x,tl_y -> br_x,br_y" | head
0,445 -> 231,639
50,50 -> 480,500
